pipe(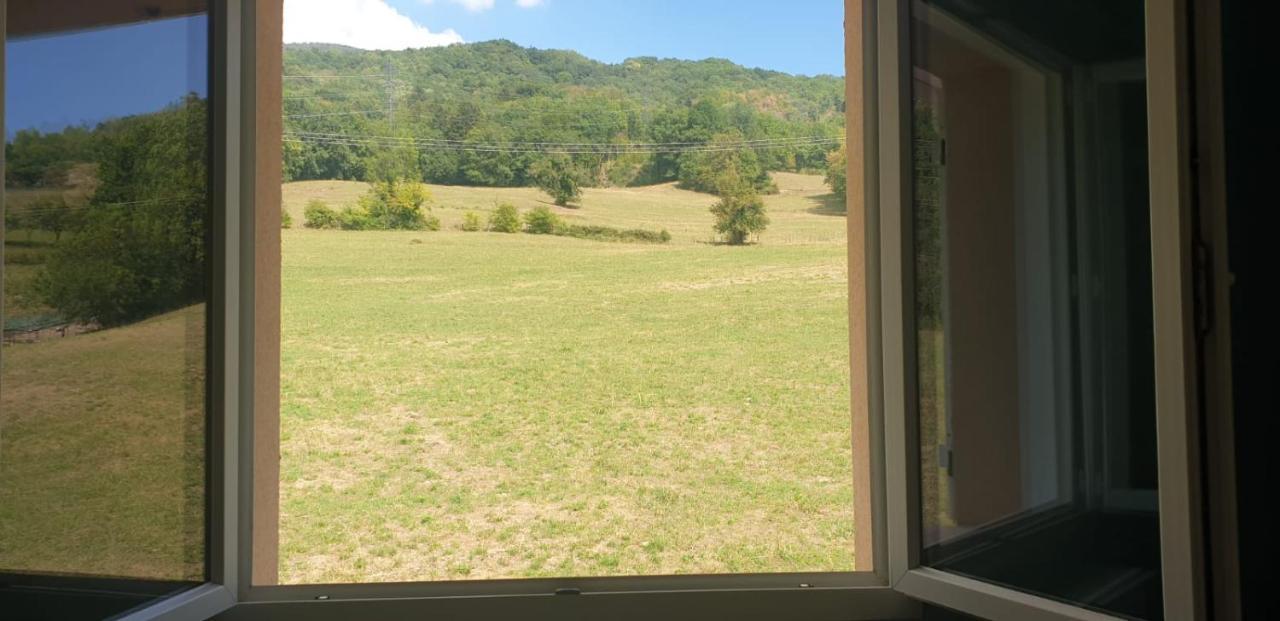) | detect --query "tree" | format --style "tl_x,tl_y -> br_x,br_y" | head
710,188 -> 769,245
36,95 -> 209,326
677,132 -> 776,196
528,155 -> 583,207
824,144 -> 847,199
31,196 -> 78,241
